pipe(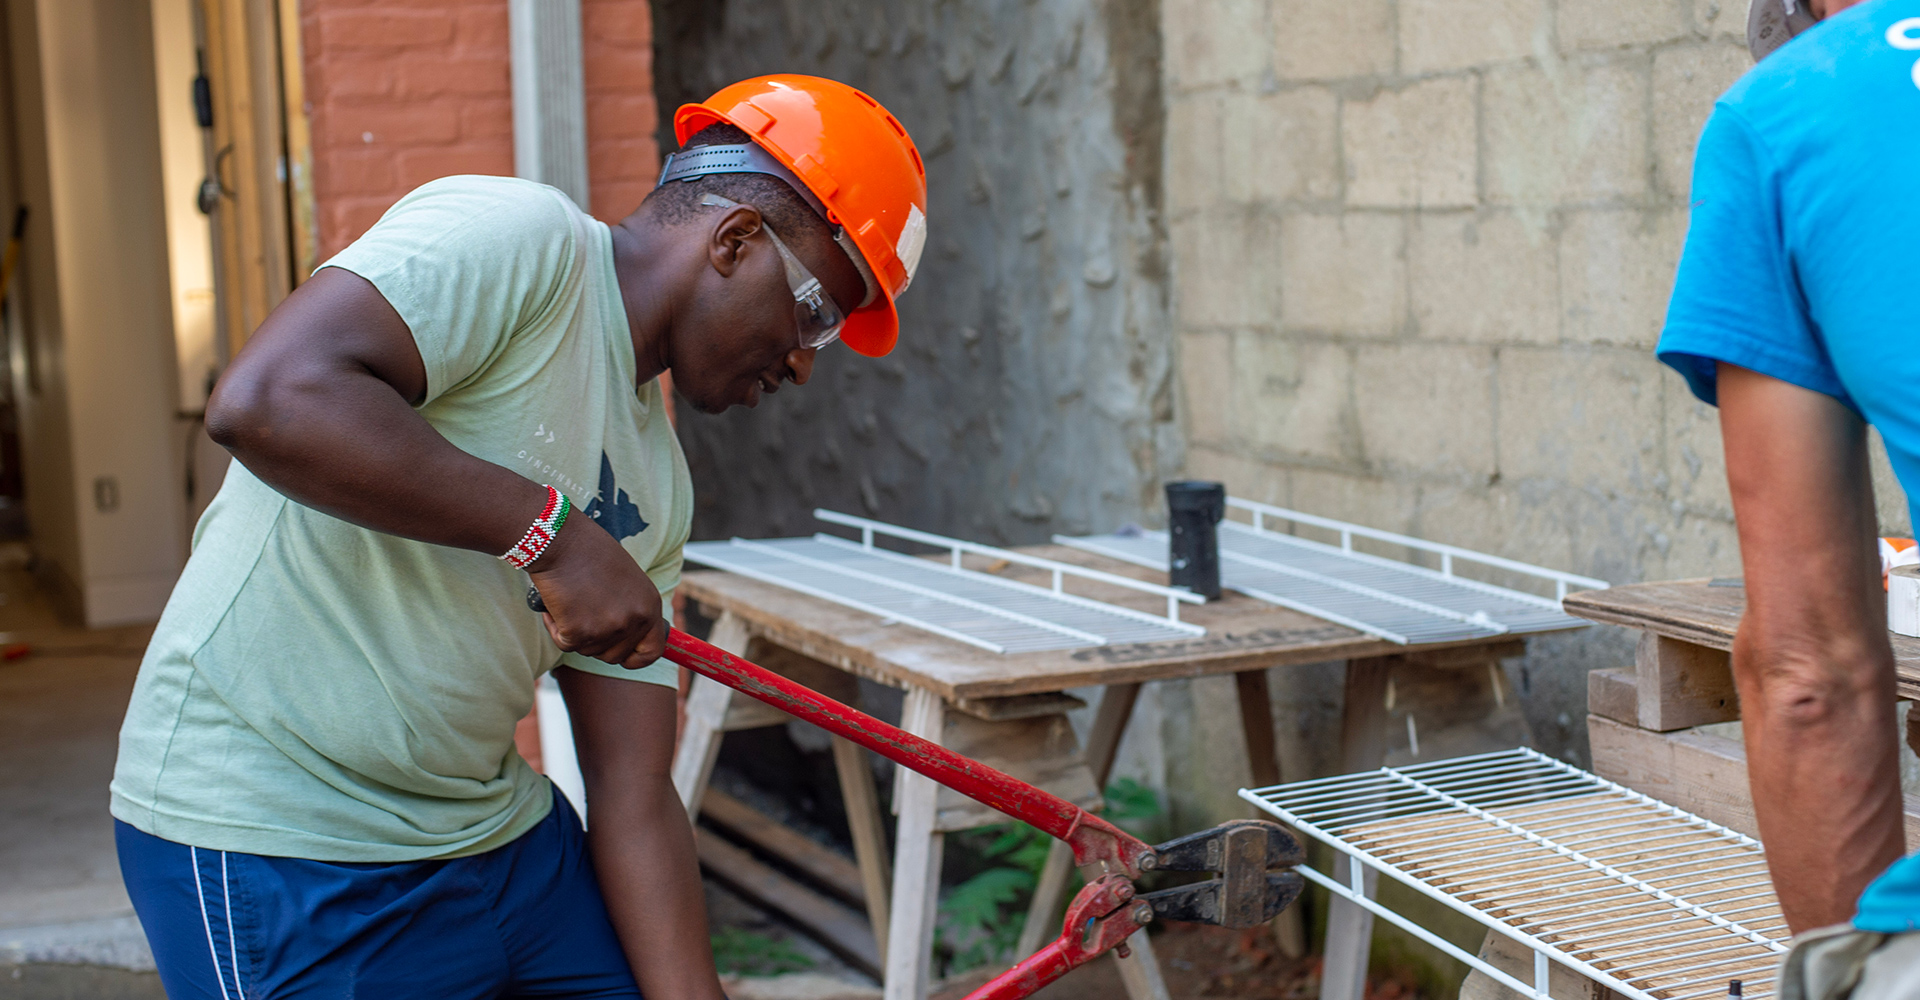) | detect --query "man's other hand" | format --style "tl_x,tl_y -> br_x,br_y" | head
526,516 -> 667,669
